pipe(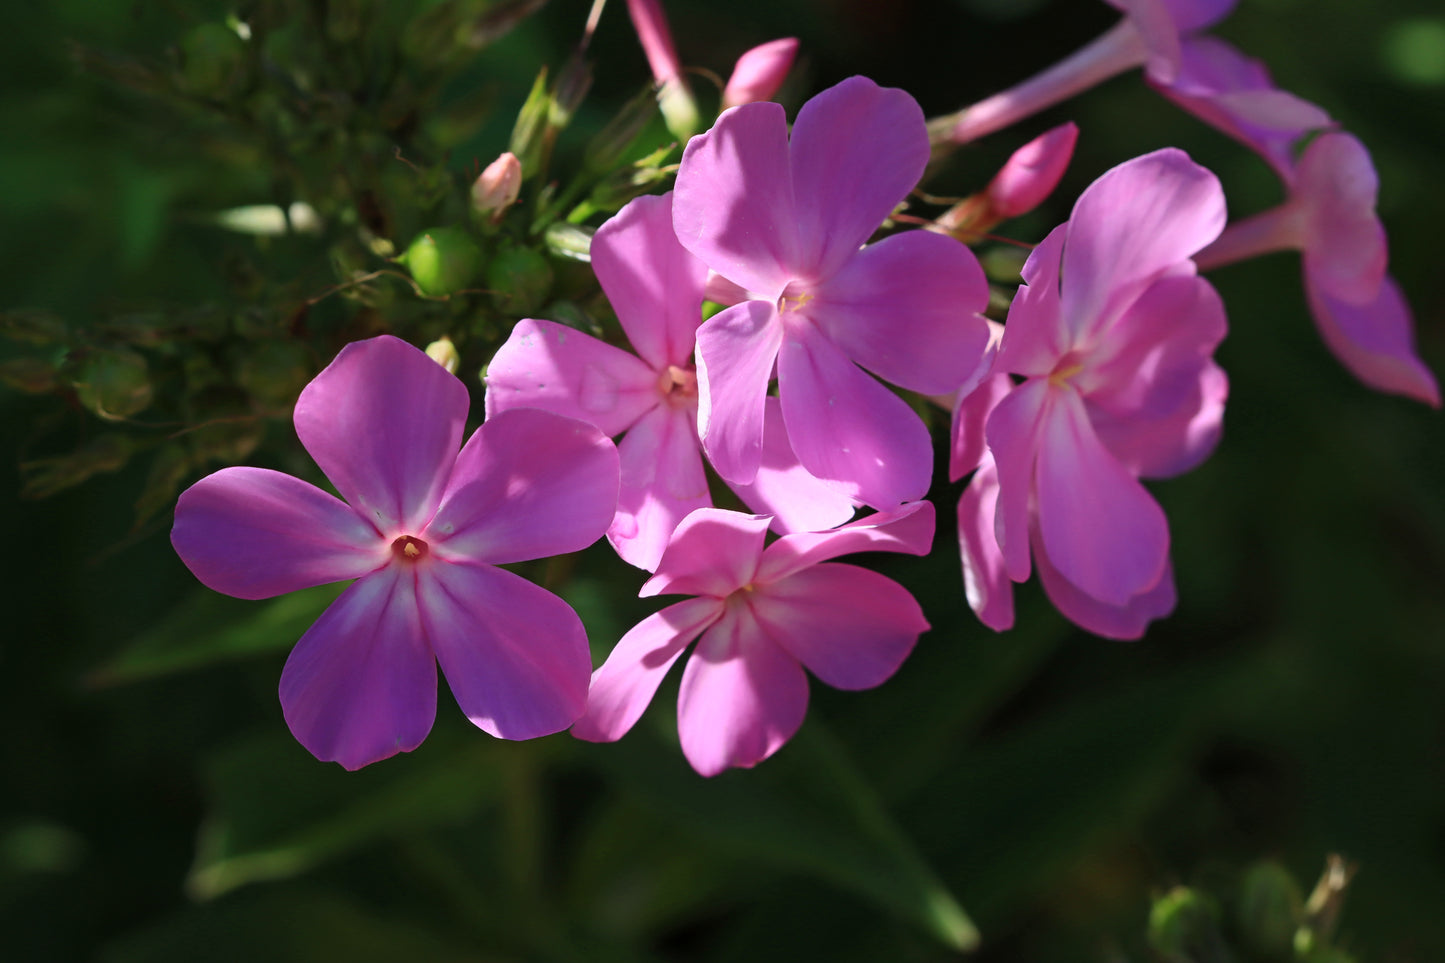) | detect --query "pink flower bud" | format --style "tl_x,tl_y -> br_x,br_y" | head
721,38 -> 799,110
986,122 -> 1078,219
472,151 -> 522,219
624,0 -> 699,139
